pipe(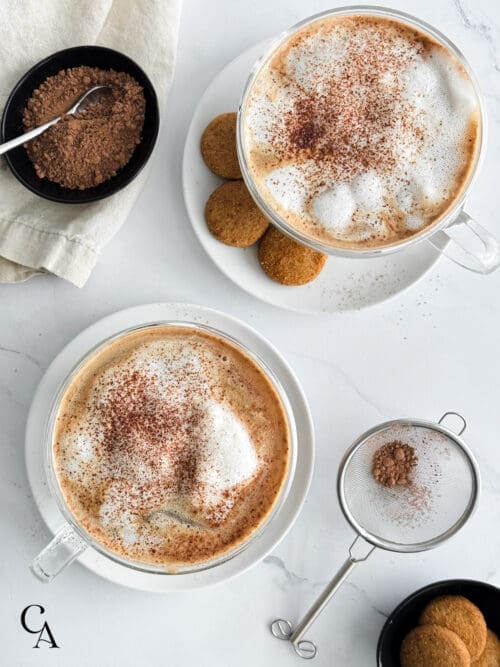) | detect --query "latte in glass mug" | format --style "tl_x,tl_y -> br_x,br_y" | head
52,326 -> 290,569
242,14 -> 481,250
